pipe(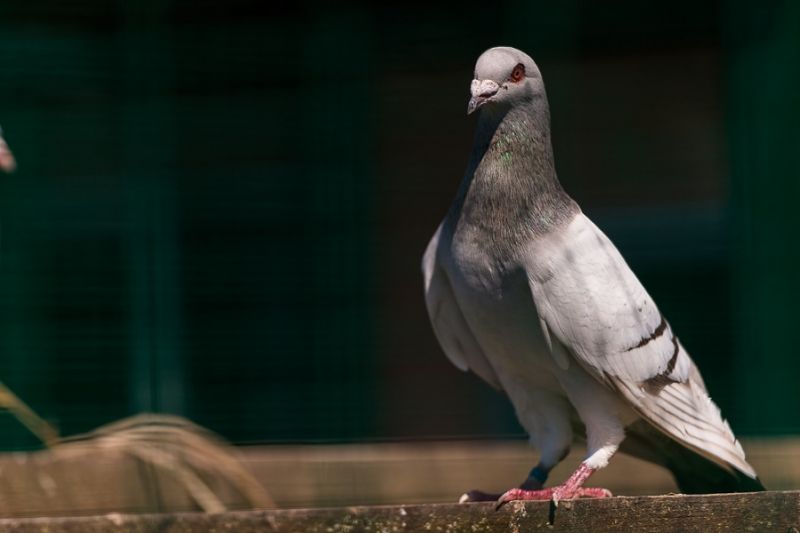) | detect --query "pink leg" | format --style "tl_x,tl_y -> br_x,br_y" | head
496,463 -> 611,509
